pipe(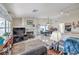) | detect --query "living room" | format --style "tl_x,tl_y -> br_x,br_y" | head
0,3 -> 79,55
